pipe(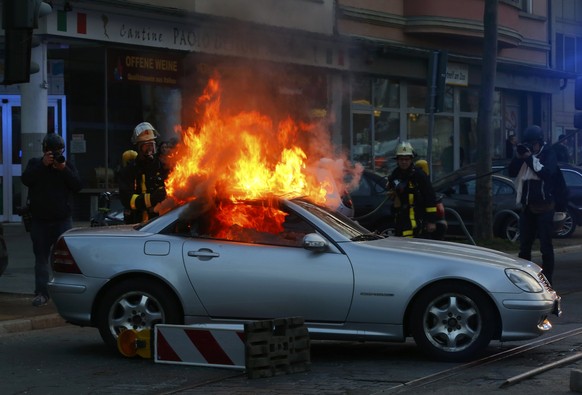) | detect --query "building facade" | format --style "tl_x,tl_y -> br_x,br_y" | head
0,0 -> 577,221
